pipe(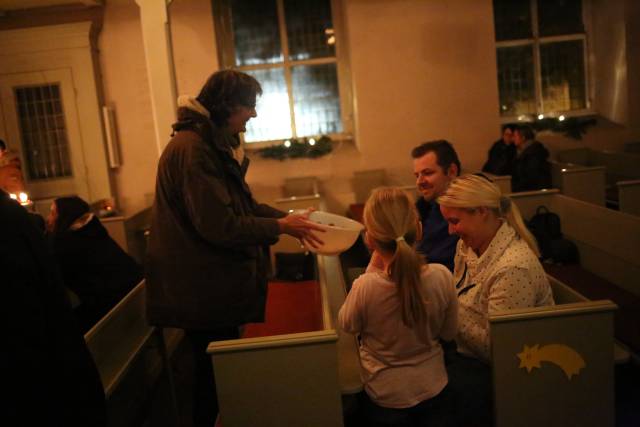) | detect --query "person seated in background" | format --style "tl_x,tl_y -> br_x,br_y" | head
481,123 -> 517,176
339,187 -> 458,427
437,174 -> 554,427
511,124 -> 552,192
411,140 -> 461,271
47,196 -> 142,332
